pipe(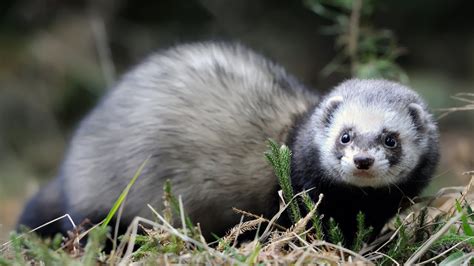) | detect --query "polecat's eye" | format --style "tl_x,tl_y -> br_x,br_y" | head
340,132 -> 351,144
384,135 -> 397,148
